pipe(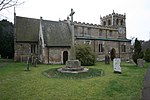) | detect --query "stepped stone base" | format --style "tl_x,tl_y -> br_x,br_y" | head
57,60 -> 89,73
